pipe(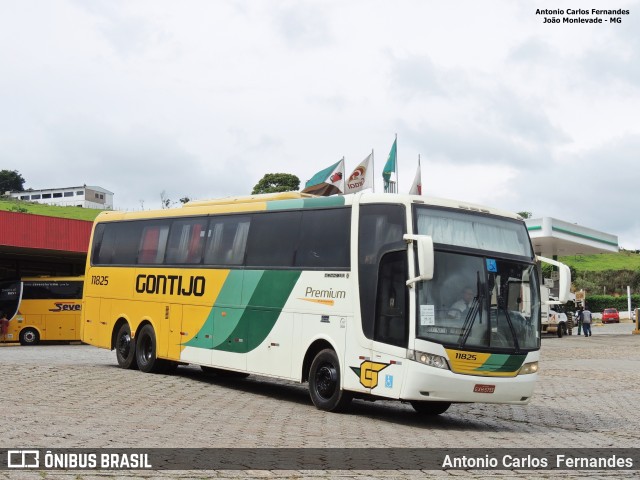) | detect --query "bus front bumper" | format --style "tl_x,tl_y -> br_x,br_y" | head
399,361 -> 537,405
